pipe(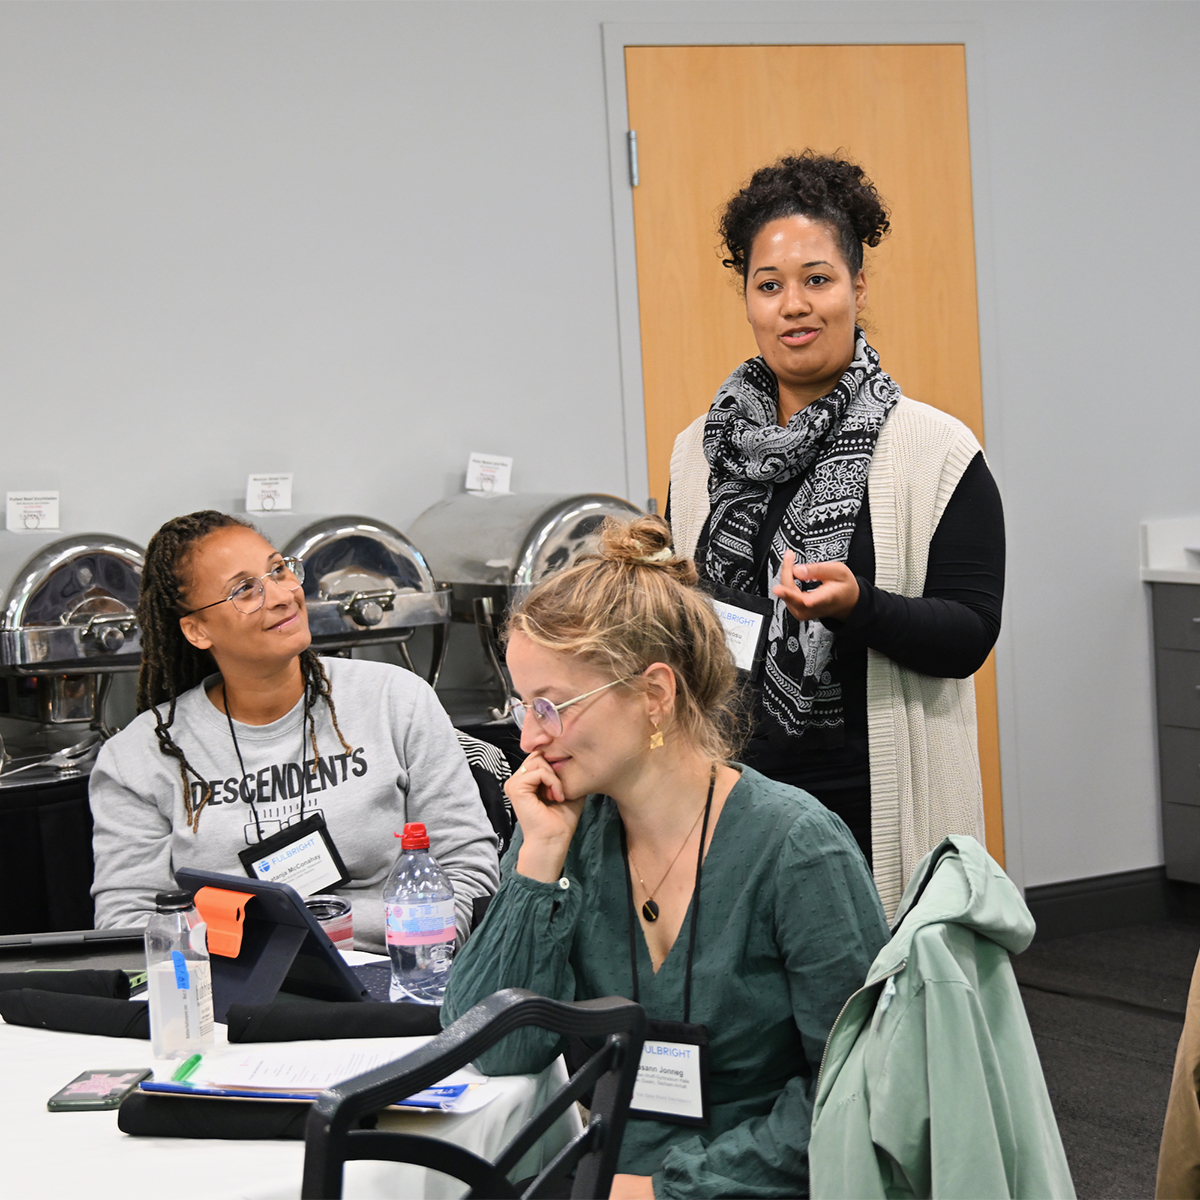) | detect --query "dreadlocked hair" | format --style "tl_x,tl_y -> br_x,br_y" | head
137,510 -> 352,833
